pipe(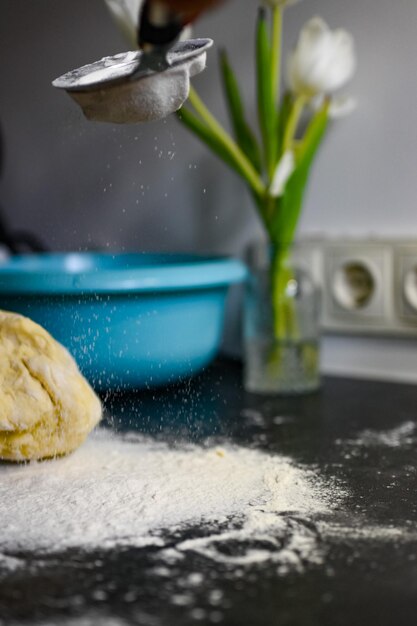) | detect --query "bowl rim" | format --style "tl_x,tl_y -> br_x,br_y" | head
0,252 -> 247,295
